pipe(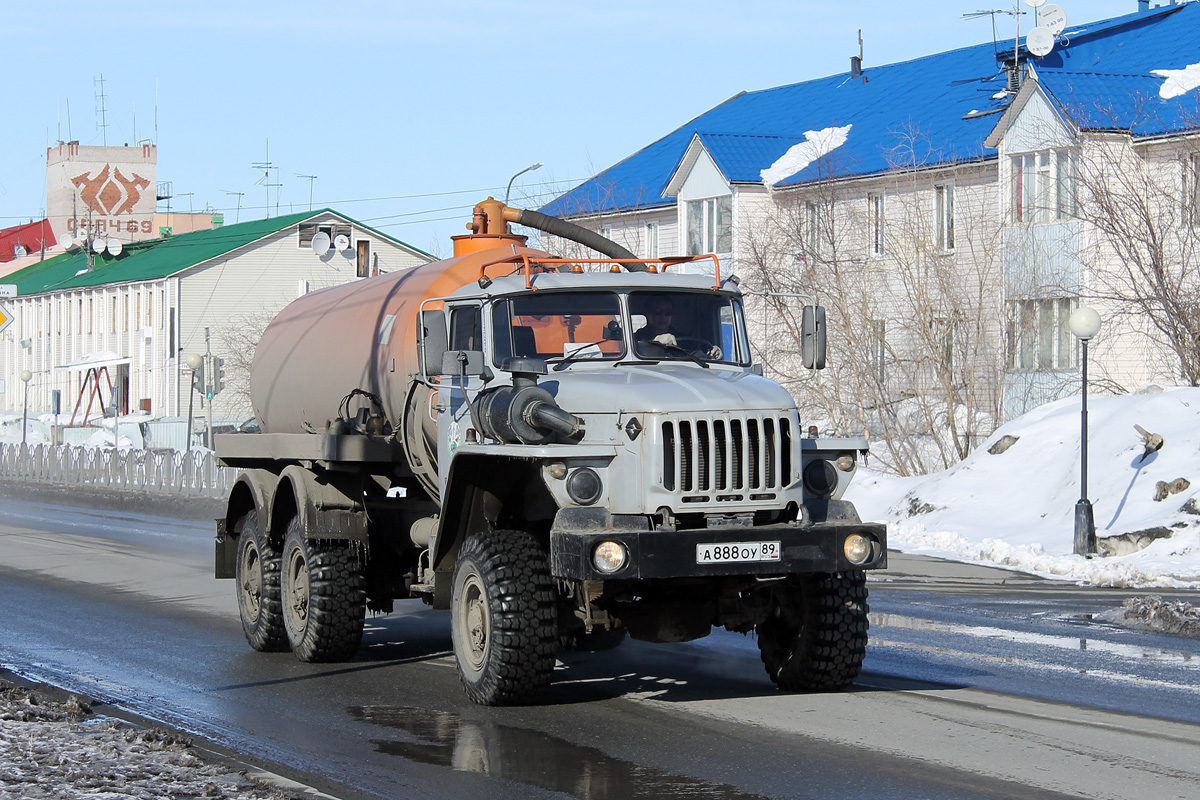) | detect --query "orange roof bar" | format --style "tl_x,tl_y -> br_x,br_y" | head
473,253 -> 725,291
